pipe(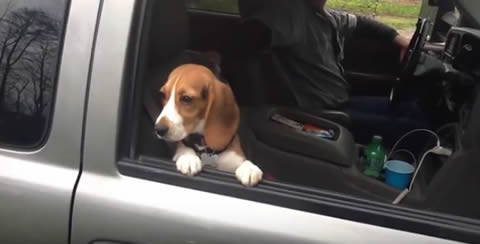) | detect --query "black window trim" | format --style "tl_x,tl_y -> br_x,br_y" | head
185,0 -> 239,15
116,0 -> 480,243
